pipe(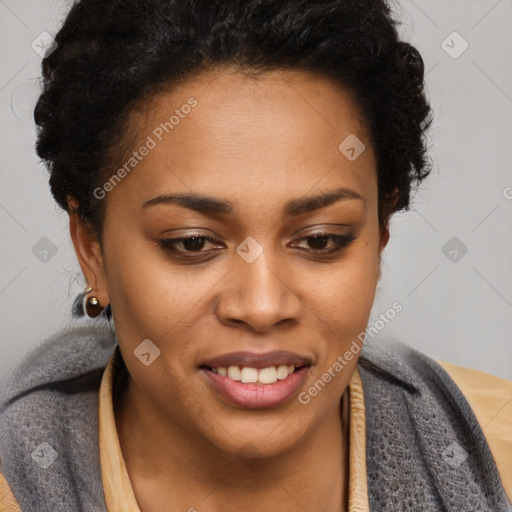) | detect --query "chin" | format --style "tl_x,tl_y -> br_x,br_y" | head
199,413 -> 312,462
